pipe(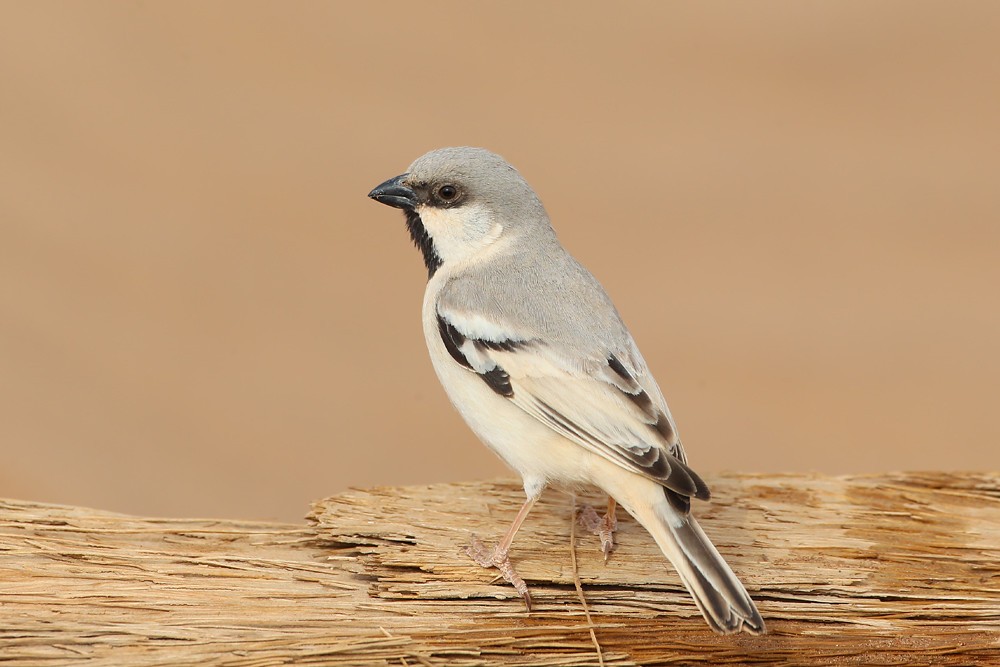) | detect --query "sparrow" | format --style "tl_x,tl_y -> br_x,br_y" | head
368,147 -> 765,634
